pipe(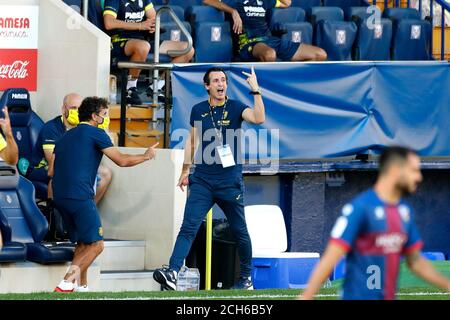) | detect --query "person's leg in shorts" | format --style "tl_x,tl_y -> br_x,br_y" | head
277,37 -> 327,61
112,38 -> 151,104
53,199 -> 104,291
240,41 -> 277,62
